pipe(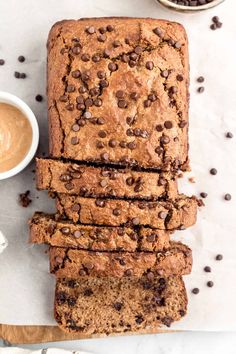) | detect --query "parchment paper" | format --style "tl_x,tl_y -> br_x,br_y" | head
0,0 -> 235,330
